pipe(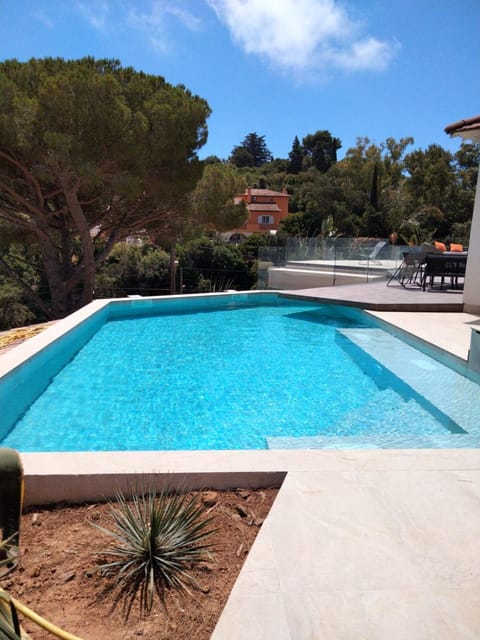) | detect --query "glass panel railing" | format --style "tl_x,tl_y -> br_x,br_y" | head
257,238 -> 409,289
